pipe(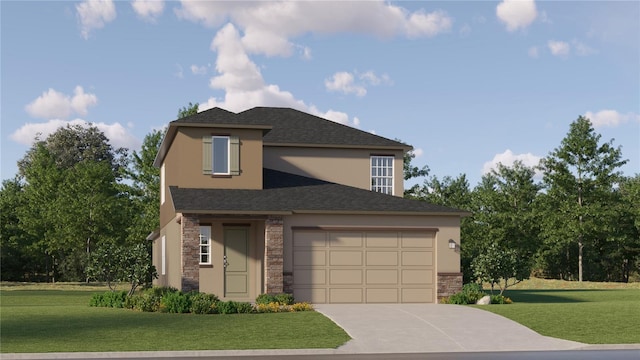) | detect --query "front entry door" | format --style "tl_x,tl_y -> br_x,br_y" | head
224,227 -> 250,299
